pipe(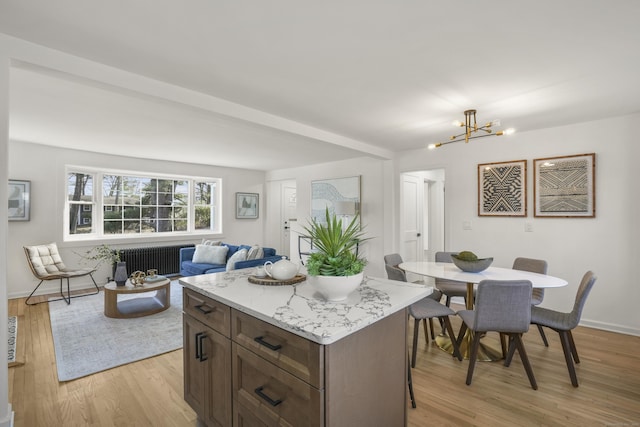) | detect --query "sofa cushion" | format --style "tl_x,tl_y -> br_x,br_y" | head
181,261 -> 226,276
224,244 -> 240,258
192,244 -> 228,264
226,248 -> 248,271
247,245 -> 264,260
262,247 -> 276,257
